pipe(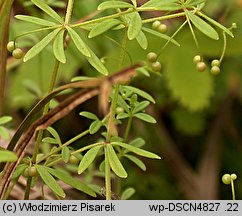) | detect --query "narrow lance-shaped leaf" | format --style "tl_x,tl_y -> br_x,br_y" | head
79,111 -> 98,120
46,127 -> 62,144
53,29 -> 66,63
35,165 -> 65,198
186,11 -> 219,40
0,150 -> 17,162
78,145 -> 102,174
86,48 -> 109,76
15,15 -> 57,27
185,0 -> 206,7
141,0 -> 181,11
0,116 -> 12,125
198,11 -> 234,38
23,28 -> 61,62
0,127 -> 10,140
127,12 -> 142,40
98,1 -> 134,10
112,142 -> 161,159
122,86 -> 155,103
89,19 -> 122,38
142,27 -> 180,47
107,144 -> 127,178
133,101 -> 150,114
121,187 -> 136,200
66,26 -> 91,57
31,0 -> 63,23
46,167 -> 96,197
89,120 -> 102,134
124,154 -> 146,171
134,113 -> 156,124
61,146 -> 70,163
136,31 -> 148,50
